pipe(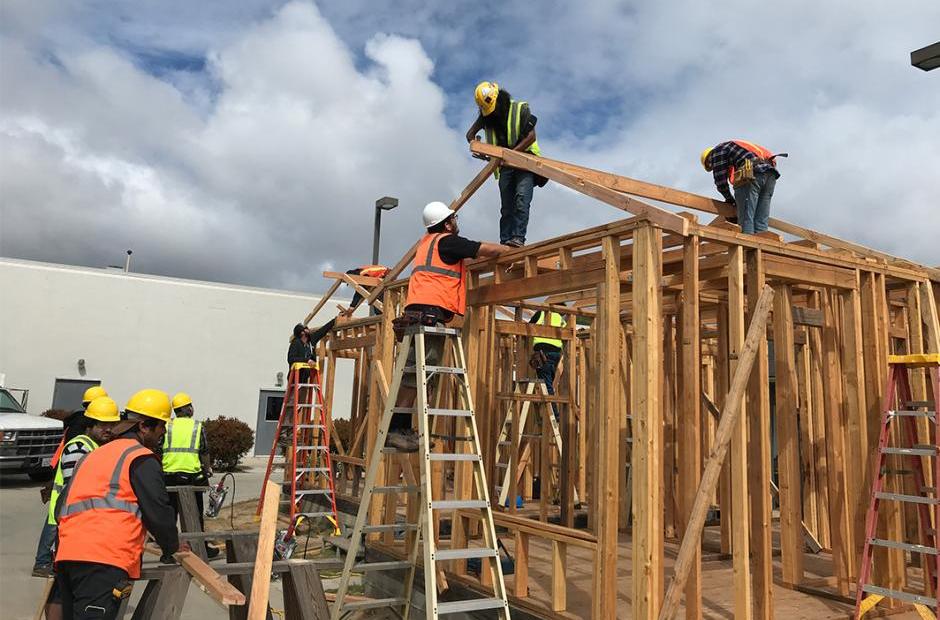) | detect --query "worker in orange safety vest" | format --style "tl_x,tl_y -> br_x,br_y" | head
54,389 -> 185,620
700,140 -> 784,234
384,201 -> 508,452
